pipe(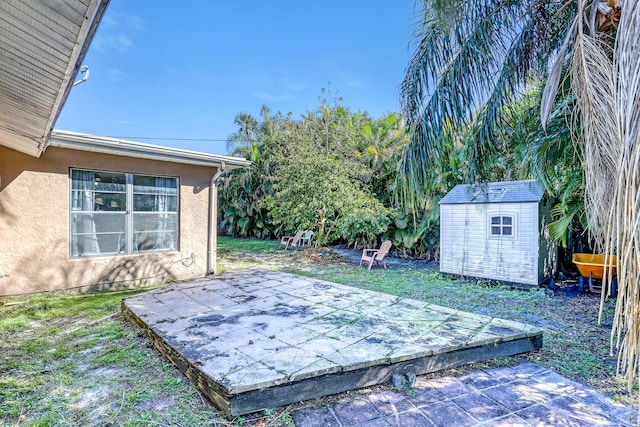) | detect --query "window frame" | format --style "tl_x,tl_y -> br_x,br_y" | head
488,214 -> 515,238
69,168 -> 179,258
